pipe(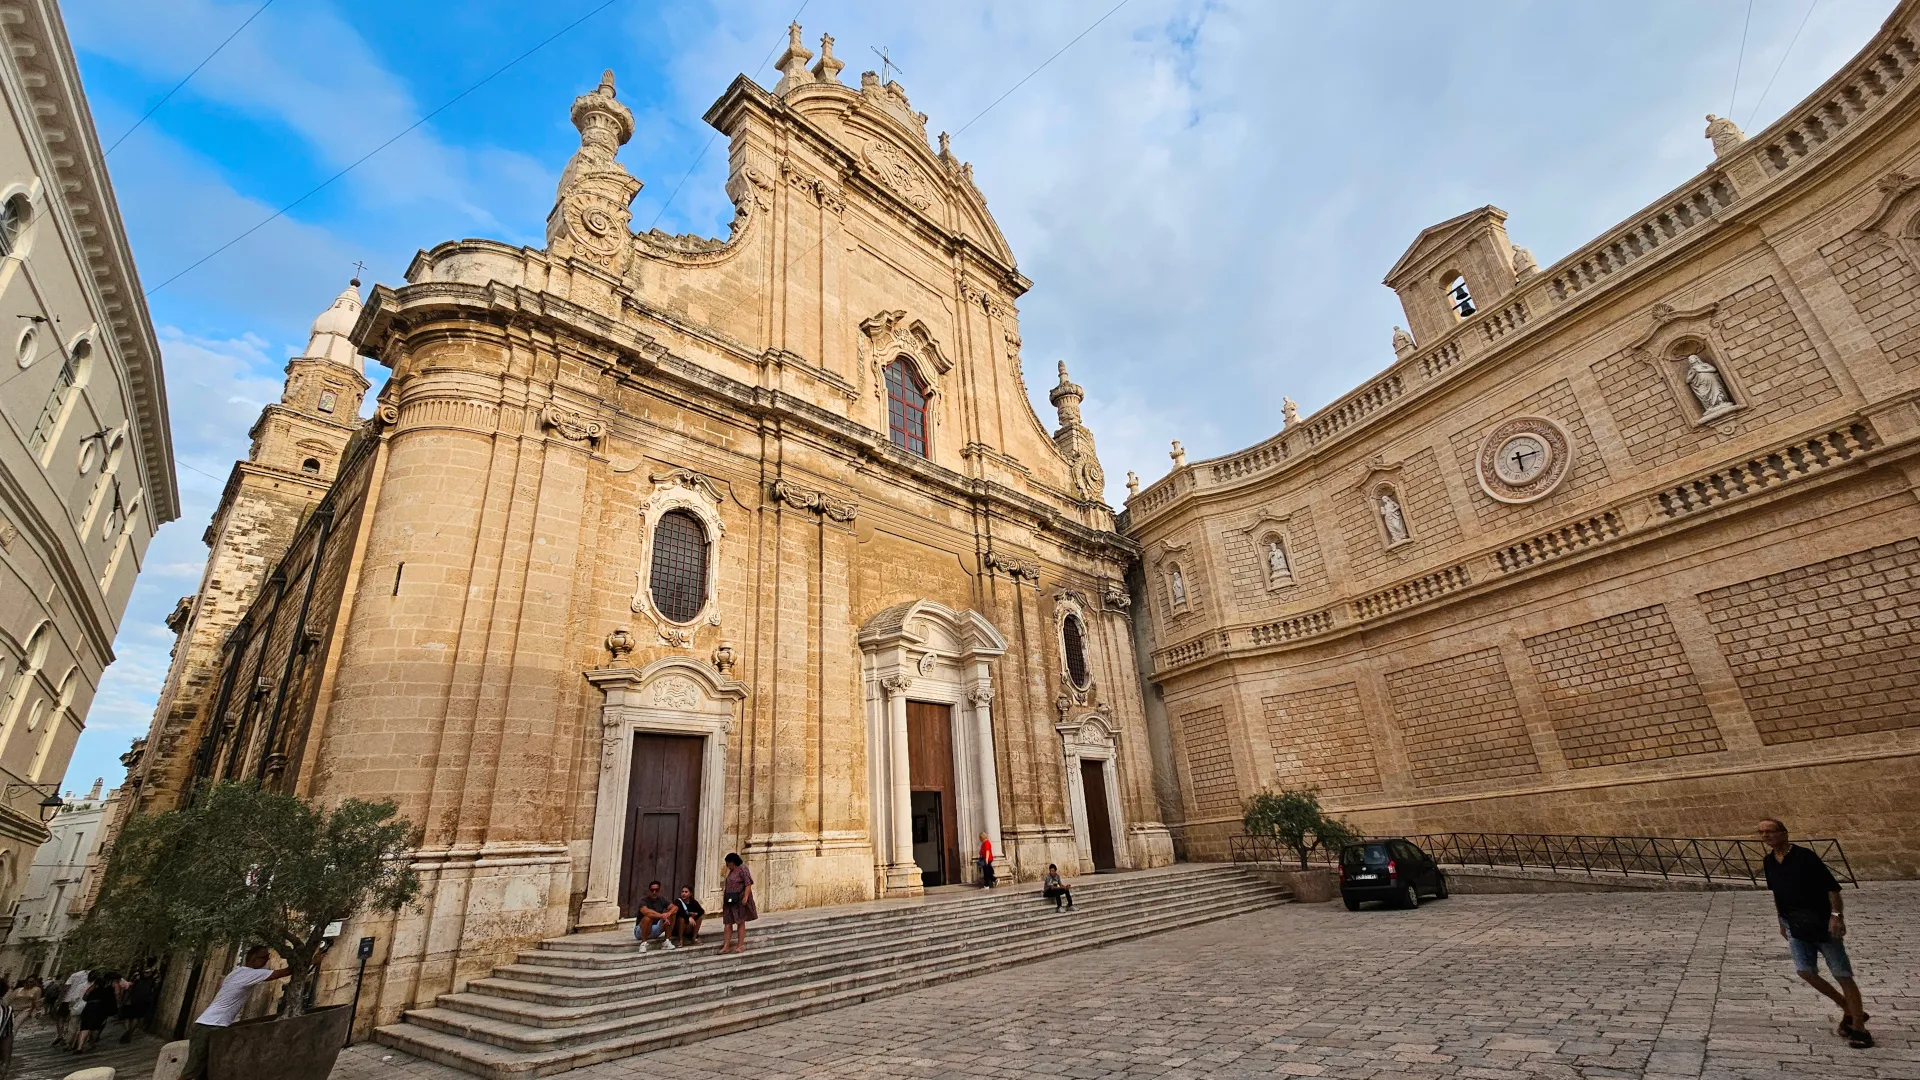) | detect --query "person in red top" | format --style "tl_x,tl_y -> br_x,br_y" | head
977,833 -> 996,889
